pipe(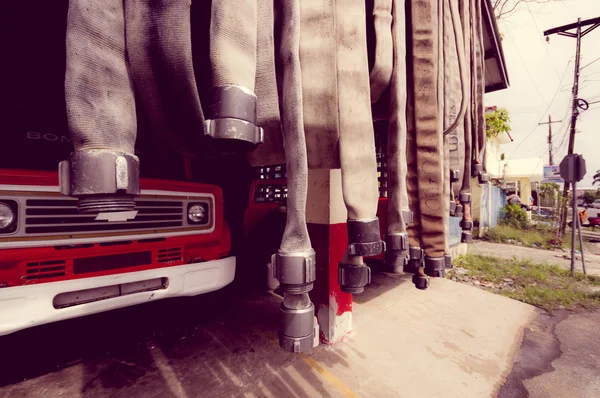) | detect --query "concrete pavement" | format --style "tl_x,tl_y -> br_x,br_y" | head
499,310 -> 600,398
0,273 -> 536,397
